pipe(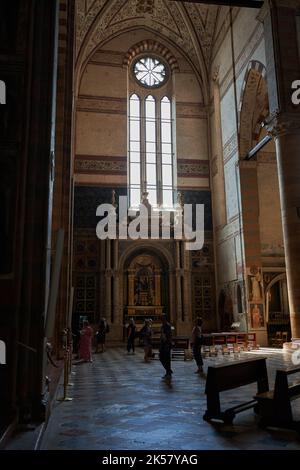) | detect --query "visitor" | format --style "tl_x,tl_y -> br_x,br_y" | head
79,320 -> 93,362
159,314 -> 173,381
140,319 -> 152,362
191,317 -> 204,375
95,317 -> 109,353
126,318 -> 136,354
